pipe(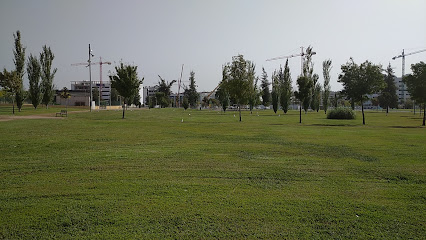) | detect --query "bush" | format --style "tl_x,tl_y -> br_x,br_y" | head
327,107 -> 356,119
